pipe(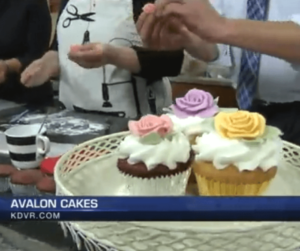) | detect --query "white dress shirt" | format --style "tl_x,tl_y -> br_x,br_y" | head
210,0 -> 300,103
